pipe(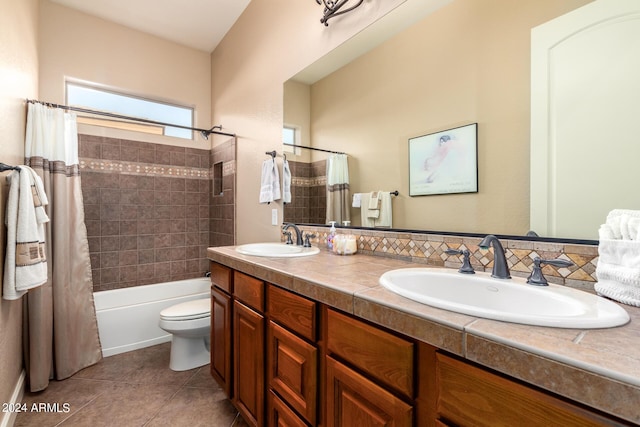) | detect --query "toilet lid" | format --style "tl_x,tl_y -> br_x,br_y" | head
160,298 -> 211,321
